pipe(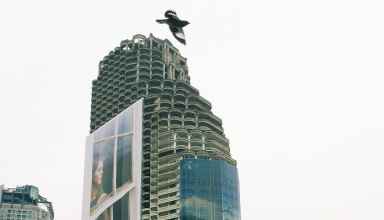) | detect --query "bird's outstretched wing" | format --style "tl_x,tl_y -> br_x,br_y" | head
178,20 -> 190,28
156,19 -> 168,24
